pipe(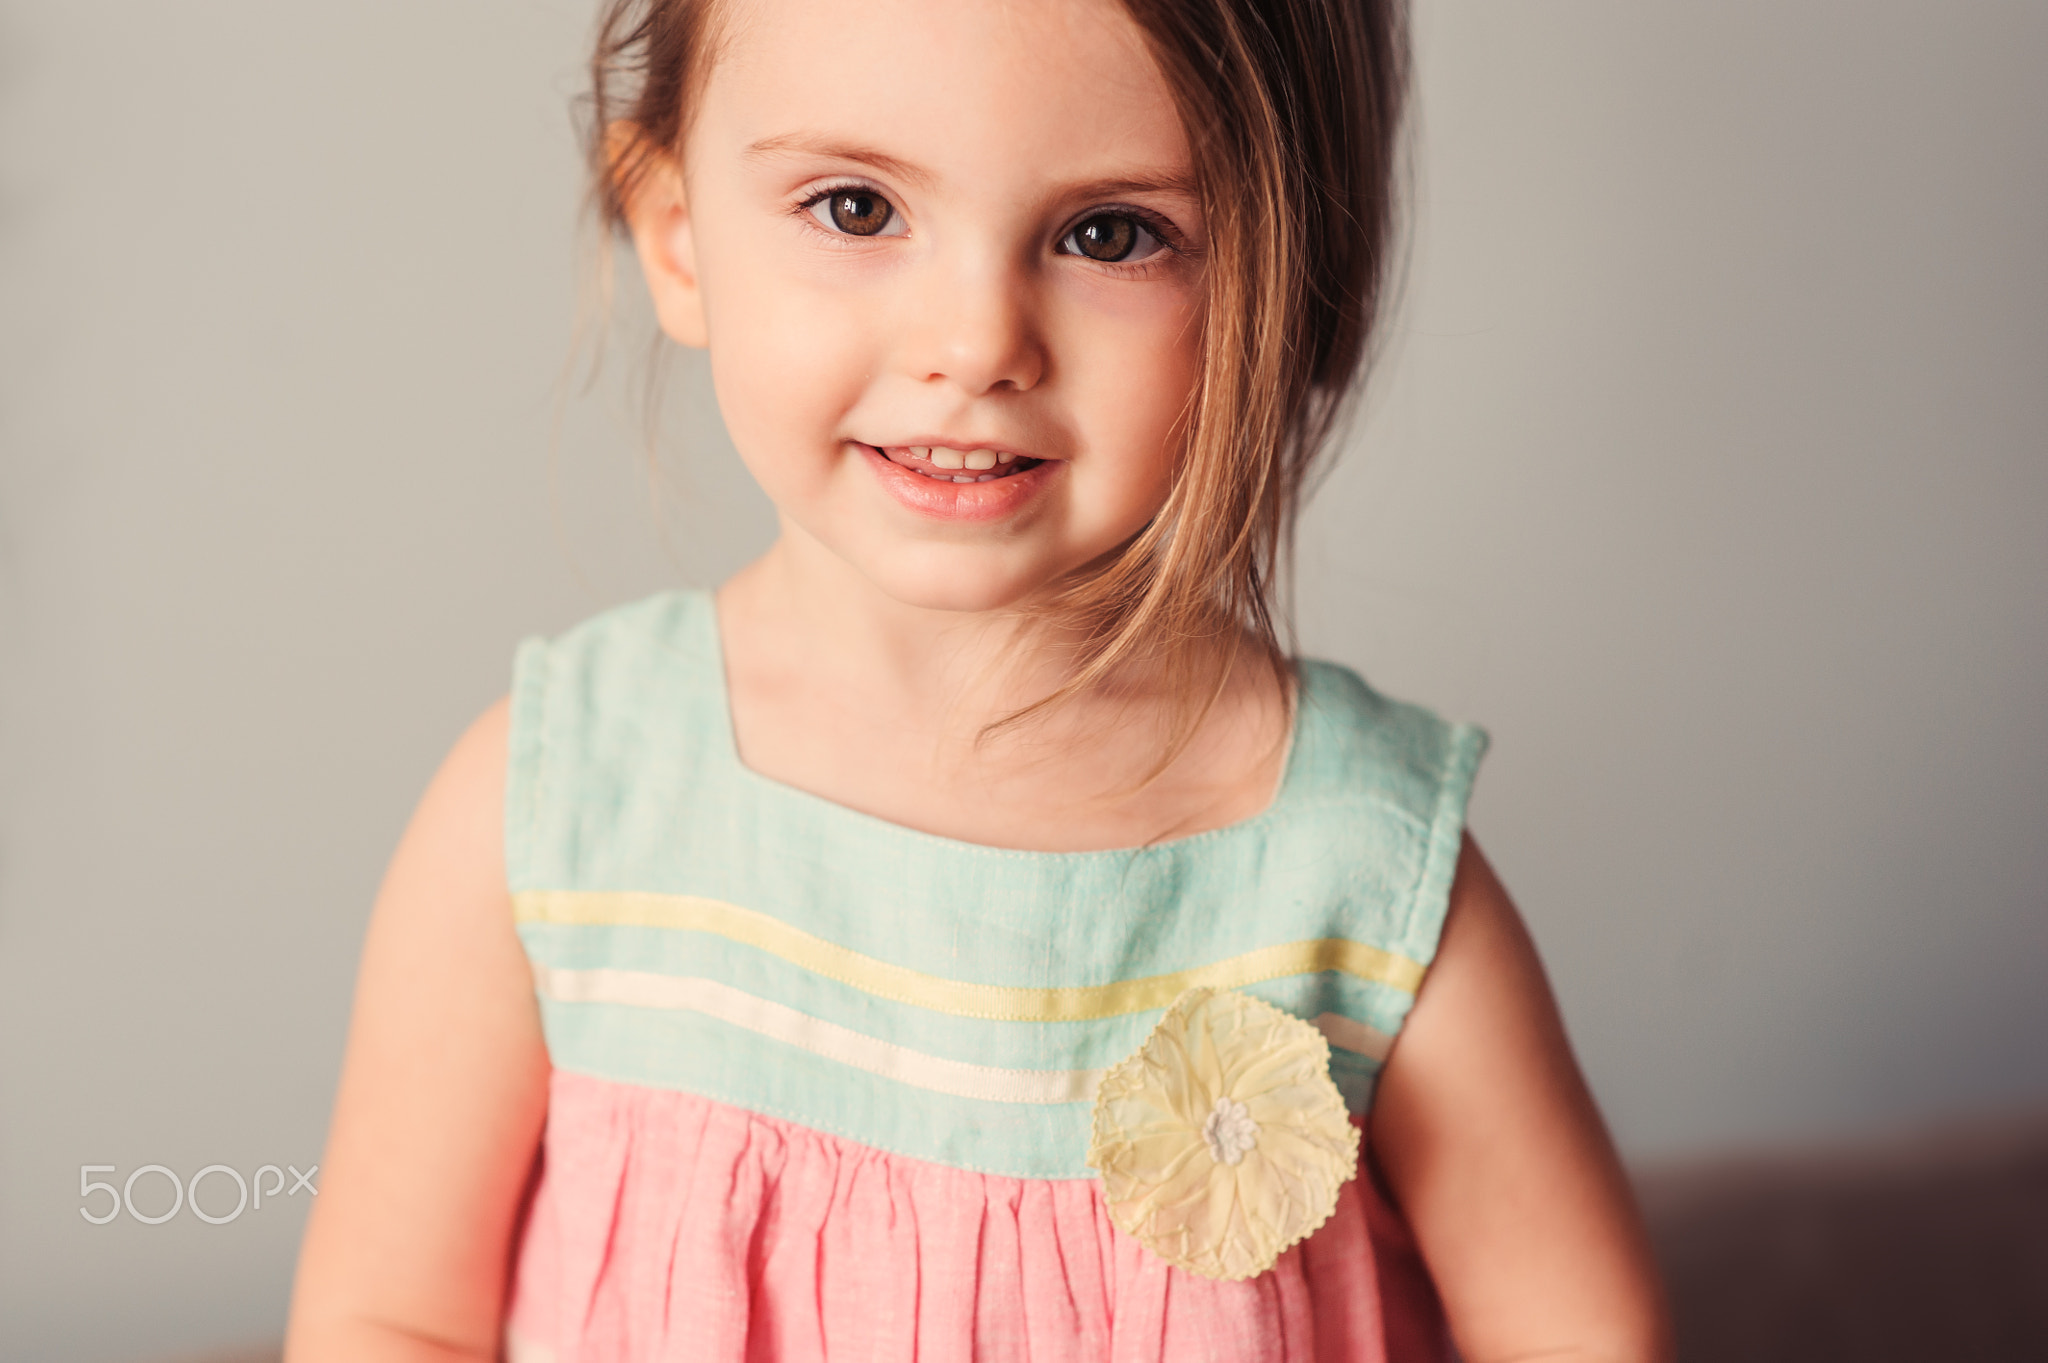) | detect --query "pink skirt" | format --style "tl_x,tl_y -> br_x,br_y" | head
505,1069 -> 1450,1362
